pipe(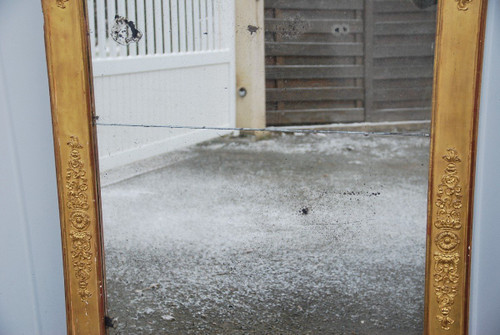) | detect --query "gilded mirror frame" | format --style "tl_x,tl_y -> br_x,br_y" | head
40,0 -> 488,334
